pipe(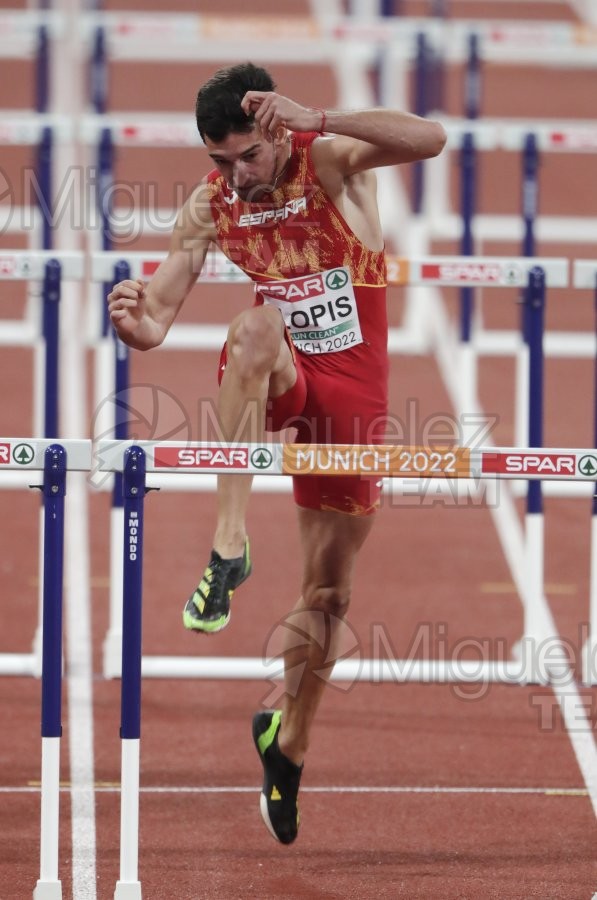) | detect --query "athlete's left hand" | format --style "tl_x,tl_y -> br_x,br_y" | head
241,91 -> 322,138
